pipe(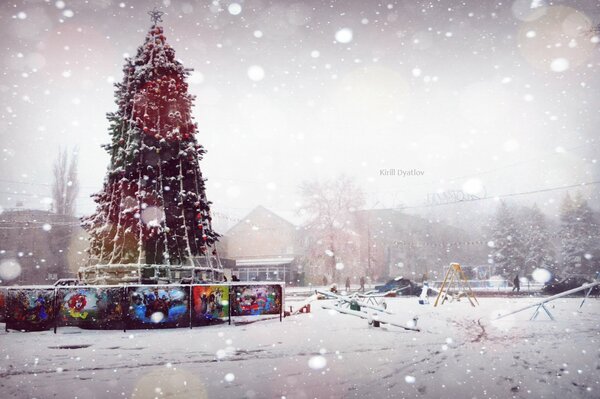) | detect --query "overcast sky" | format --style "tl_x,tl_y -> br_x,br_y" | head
0,0 -> 599,230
